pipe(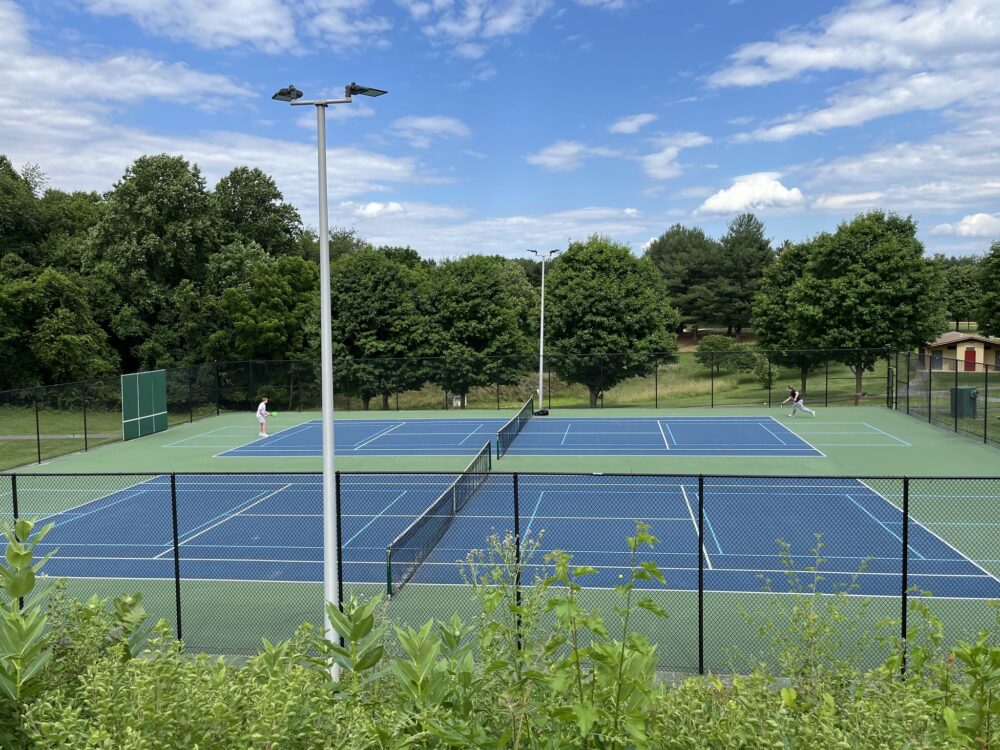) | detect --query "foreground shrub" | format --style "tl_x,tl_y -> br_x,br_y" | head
4,520 -> 998,748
